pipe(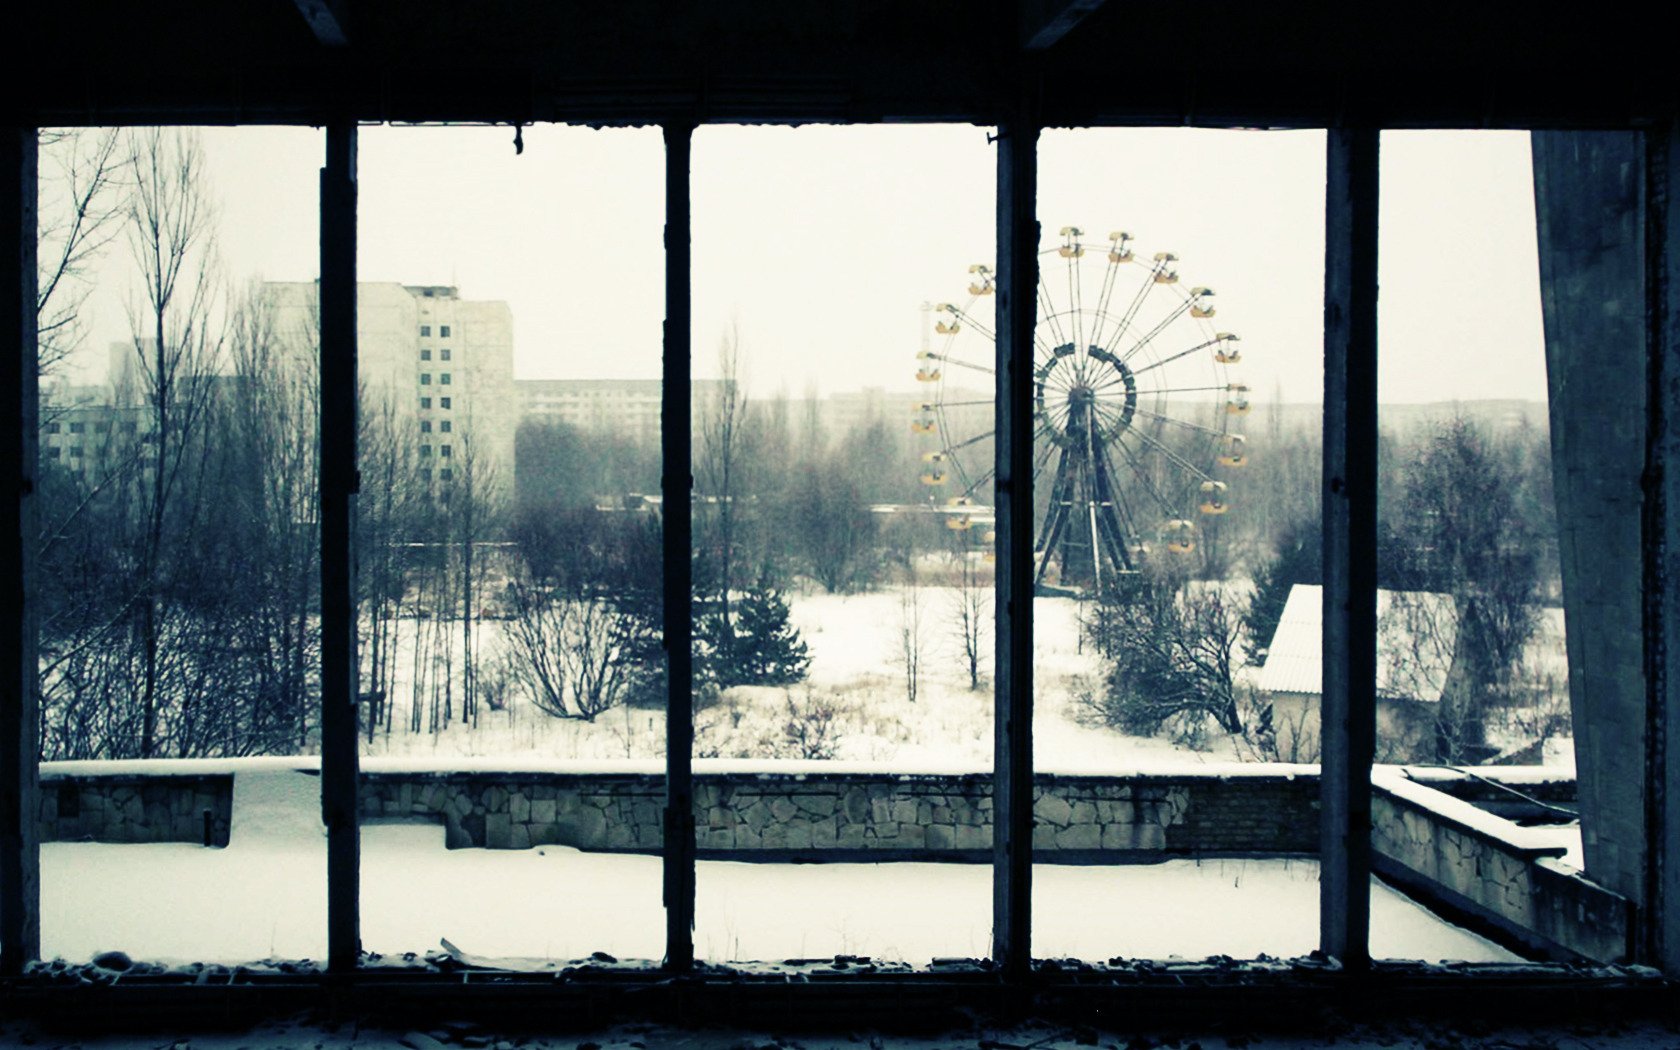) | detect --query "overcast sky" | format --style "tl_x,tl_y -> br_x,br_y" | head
74,124 -> 1545,405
